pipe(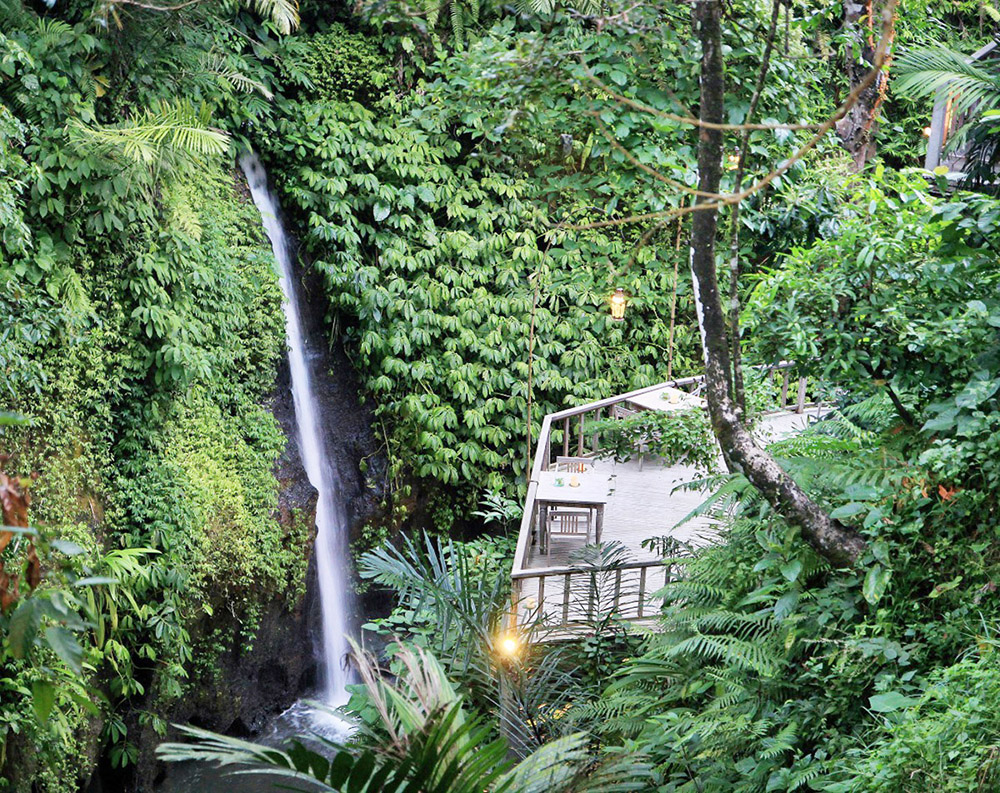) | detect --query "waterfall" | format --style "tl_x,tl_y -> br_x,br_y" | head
240,152 -> 352,707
